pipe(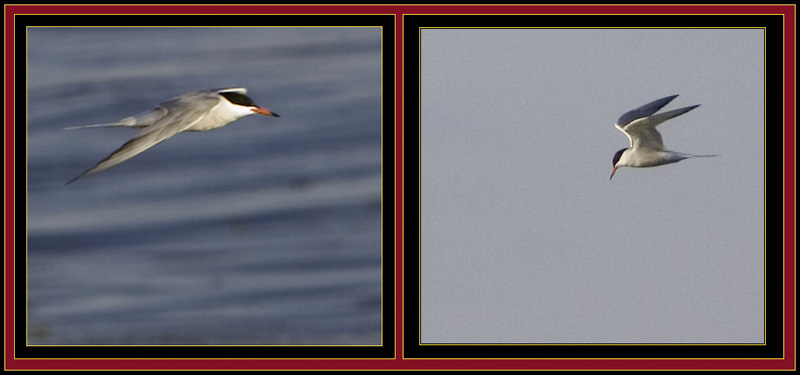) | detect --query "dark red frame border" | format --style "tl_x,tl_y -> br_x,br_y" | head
5,4 -> 795,371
